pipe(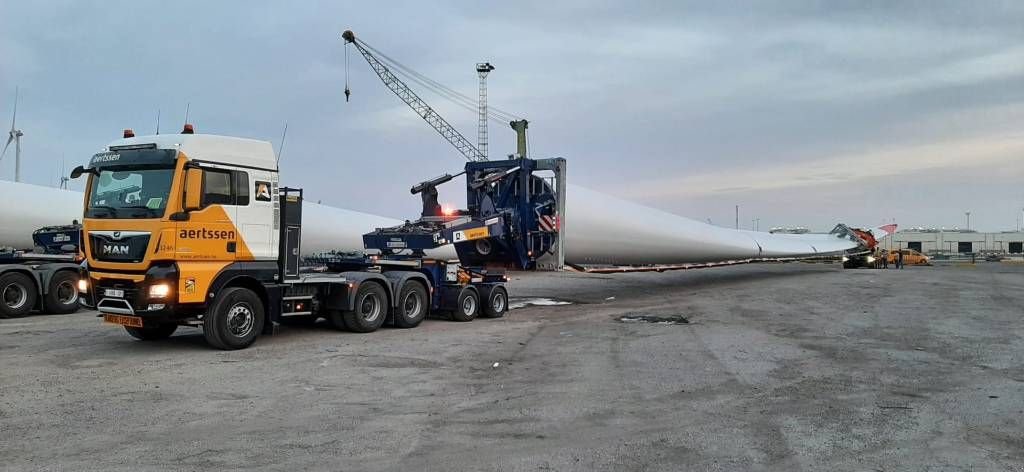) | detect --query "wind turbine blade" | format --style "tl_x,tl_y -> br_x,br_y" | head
0,134 -> 12,162
9,87 -> 17,132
